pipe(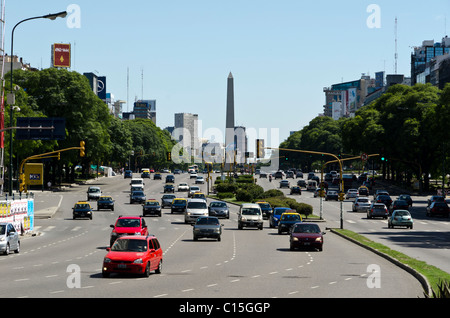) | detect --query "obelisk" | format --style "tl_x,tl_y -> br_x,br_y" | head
224,72 -> 235,171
